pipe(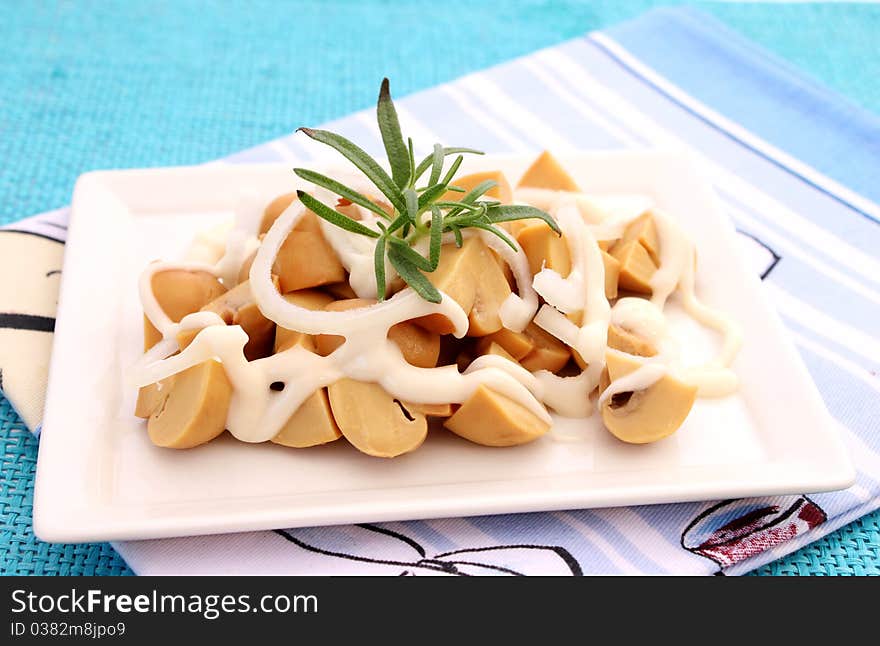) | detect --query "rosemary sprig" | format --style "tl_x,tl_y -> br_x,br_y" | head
294,79 -> 561,303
